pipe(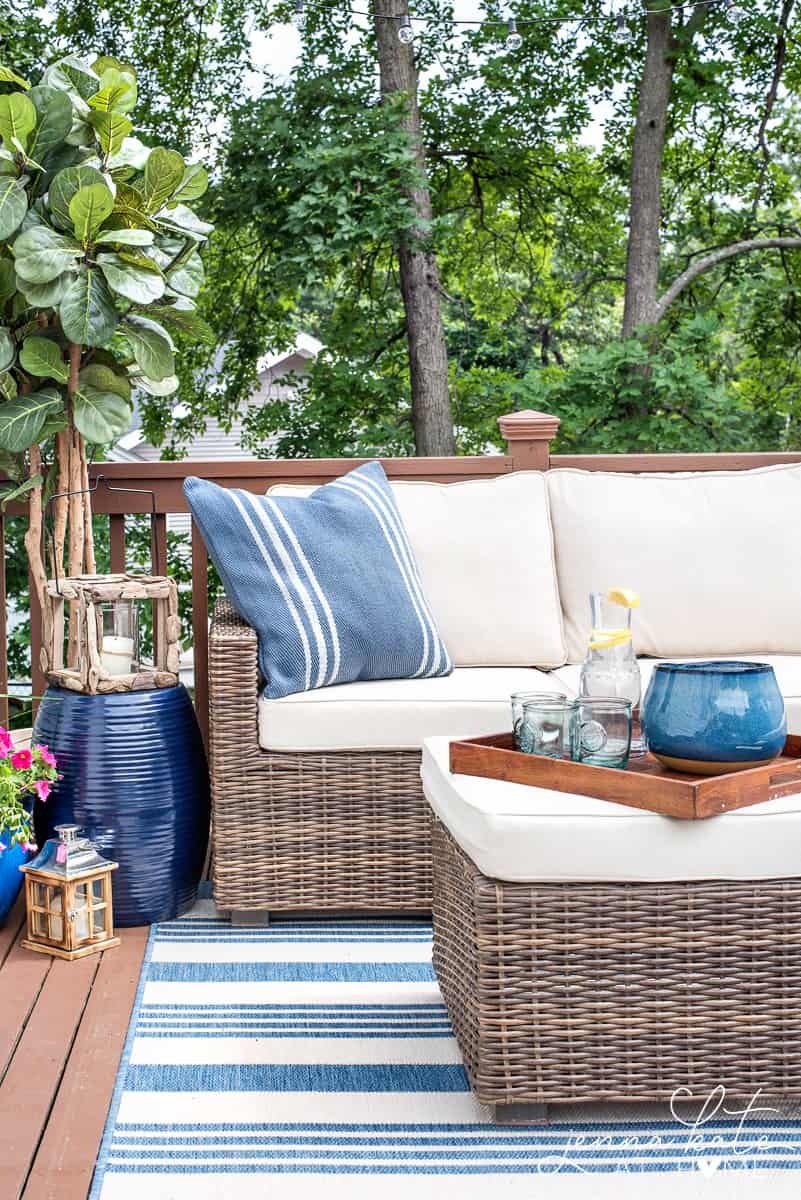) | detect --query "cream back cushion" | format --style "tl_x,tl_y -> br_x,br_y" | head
547,464 -> 801,662
270,471 -> 566,668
